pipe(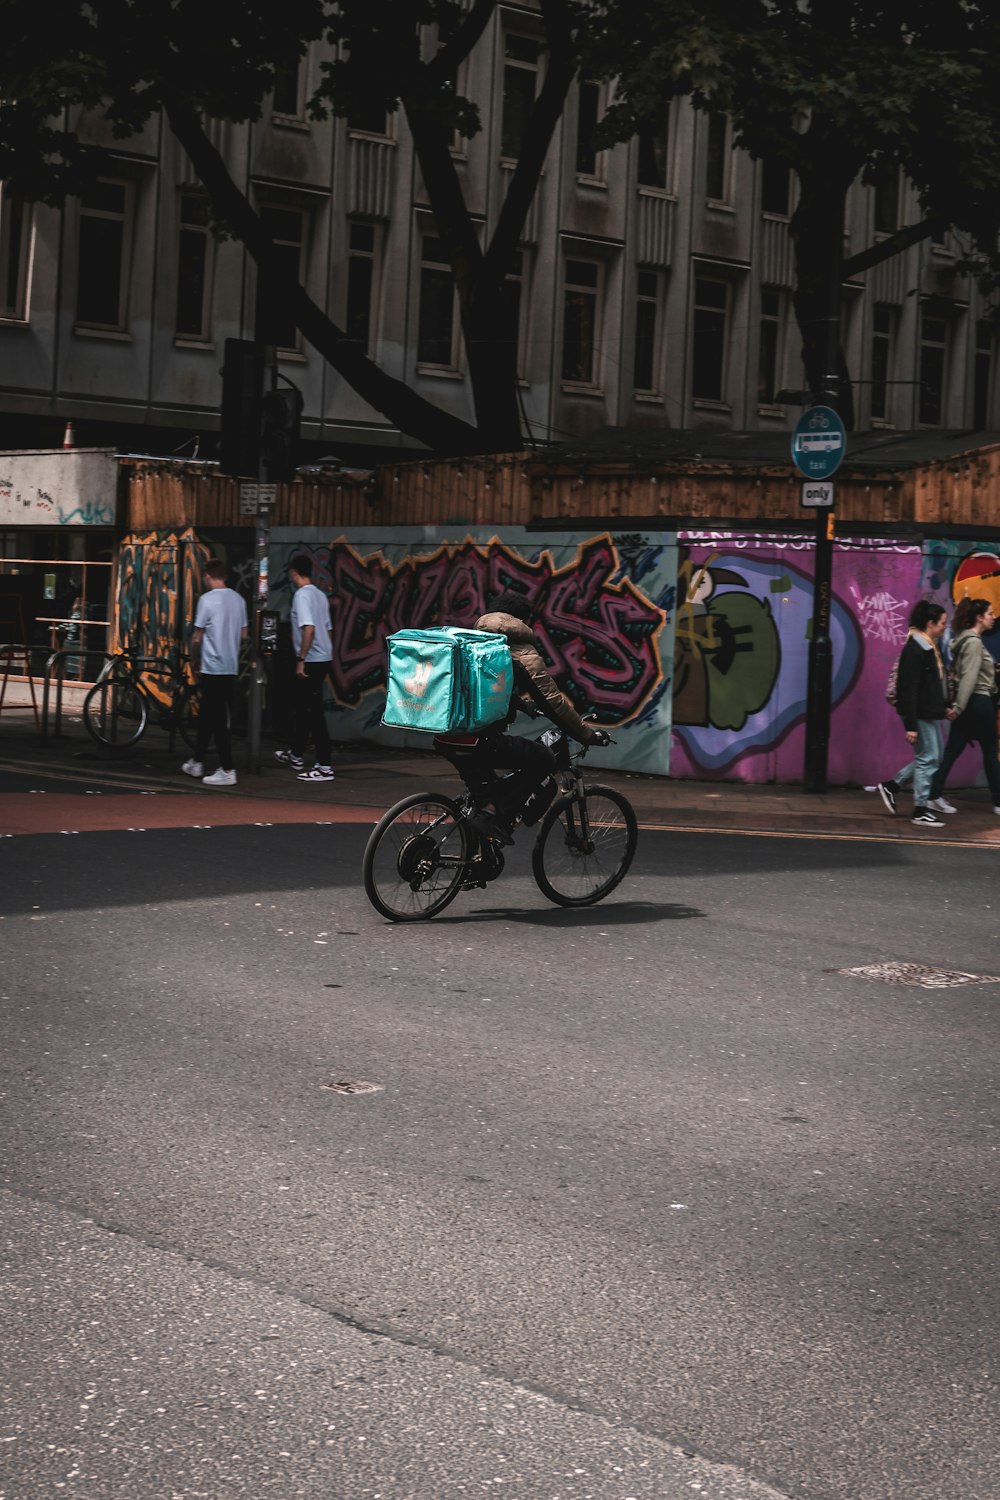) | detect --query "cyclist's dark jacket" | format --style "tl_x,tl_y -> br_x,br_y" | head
475,609 -> 595,745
